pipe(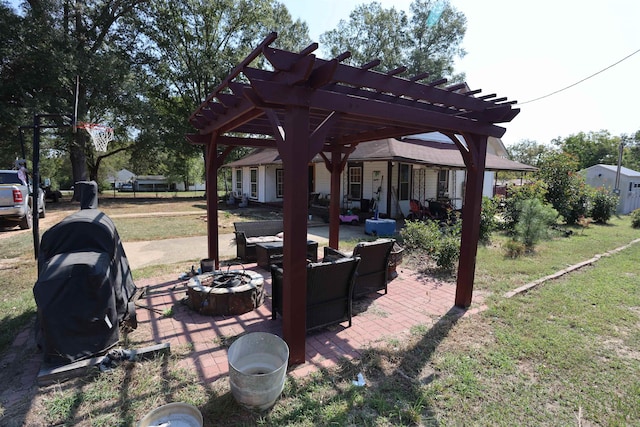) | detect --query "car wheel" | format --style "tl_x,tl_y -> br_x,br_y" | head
39,201 -> 46,218
20,204 -> 33,230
